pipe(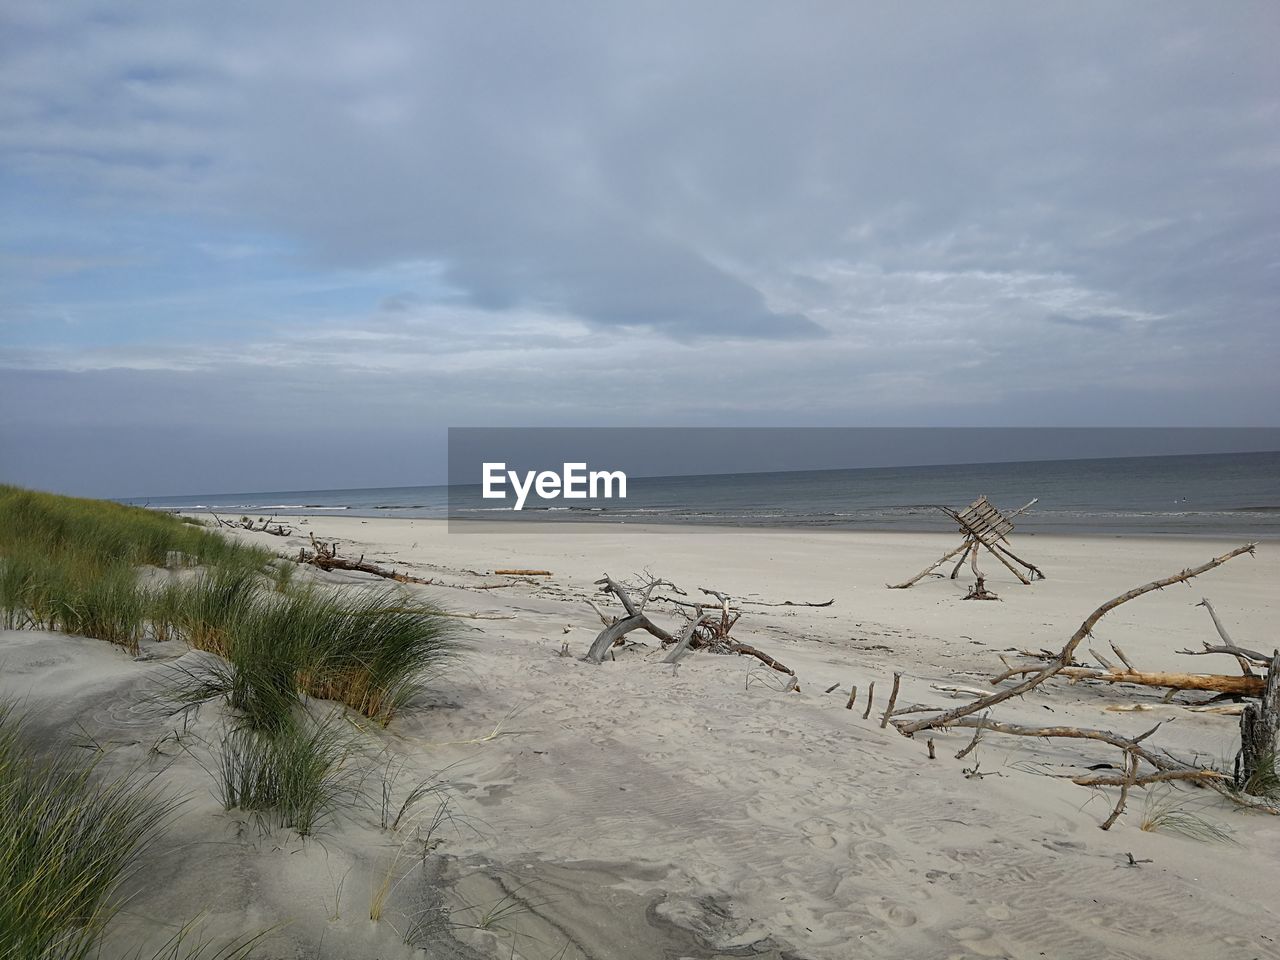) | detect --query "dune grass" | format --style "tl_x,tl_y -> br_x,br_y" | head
209,717 -> 355,837
0,485 -> 271,654
168,583 -> 459,732
0,702 -> 180,960
2,484 -> 460,848
1,485 -> 459,728
0,486 -> 269,574
1240,749 -> 1280,800
1140,787 -> 1236,843
291,586 -> 459,725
